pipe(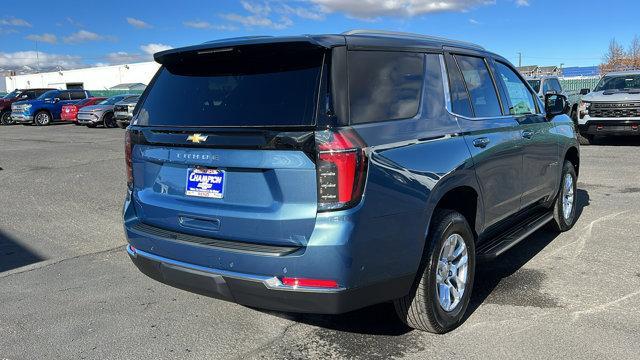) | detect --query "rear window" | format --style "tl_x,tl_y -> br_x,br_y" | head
137,45 -> 324,127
